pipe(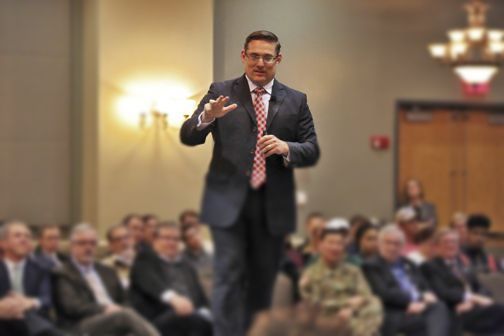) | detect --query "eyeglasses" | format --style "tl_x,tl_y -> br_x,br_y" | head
245,53 -> 278,64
